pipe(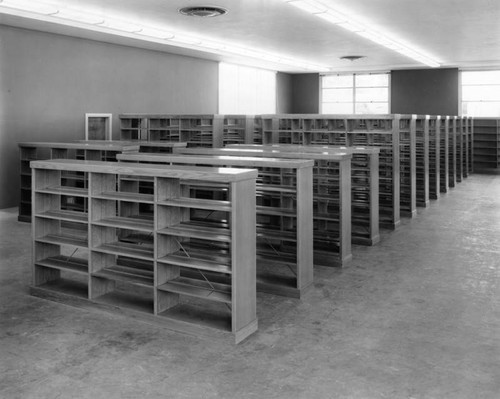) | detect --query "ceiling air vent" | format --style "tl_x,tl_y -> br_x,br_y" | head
179,6 -> 228,18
